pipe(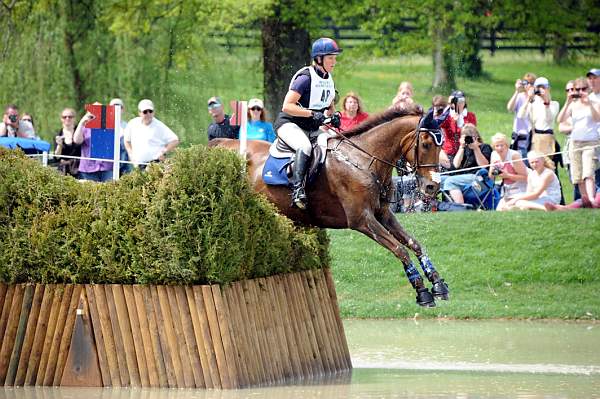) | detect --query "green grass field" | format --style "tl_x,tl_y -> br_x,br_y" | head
329,210 -> 600,320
